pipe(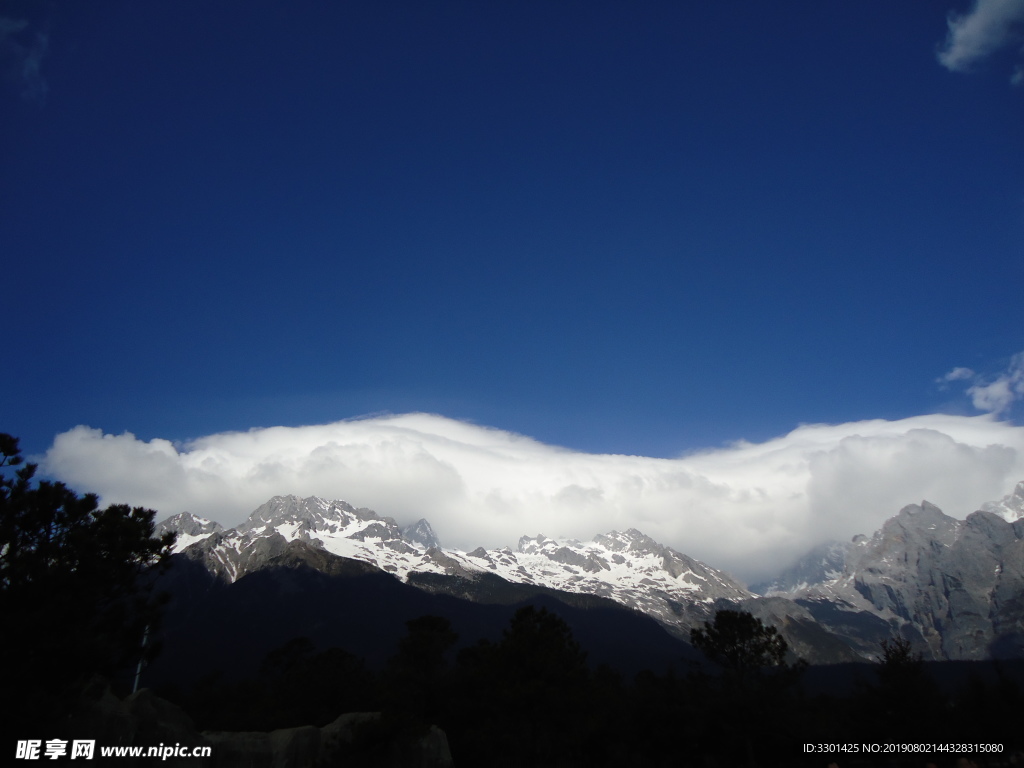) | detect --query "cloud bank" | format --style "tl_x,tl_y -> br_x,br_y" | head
40,412 -> 1024,585
937,0 -> 1024,83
